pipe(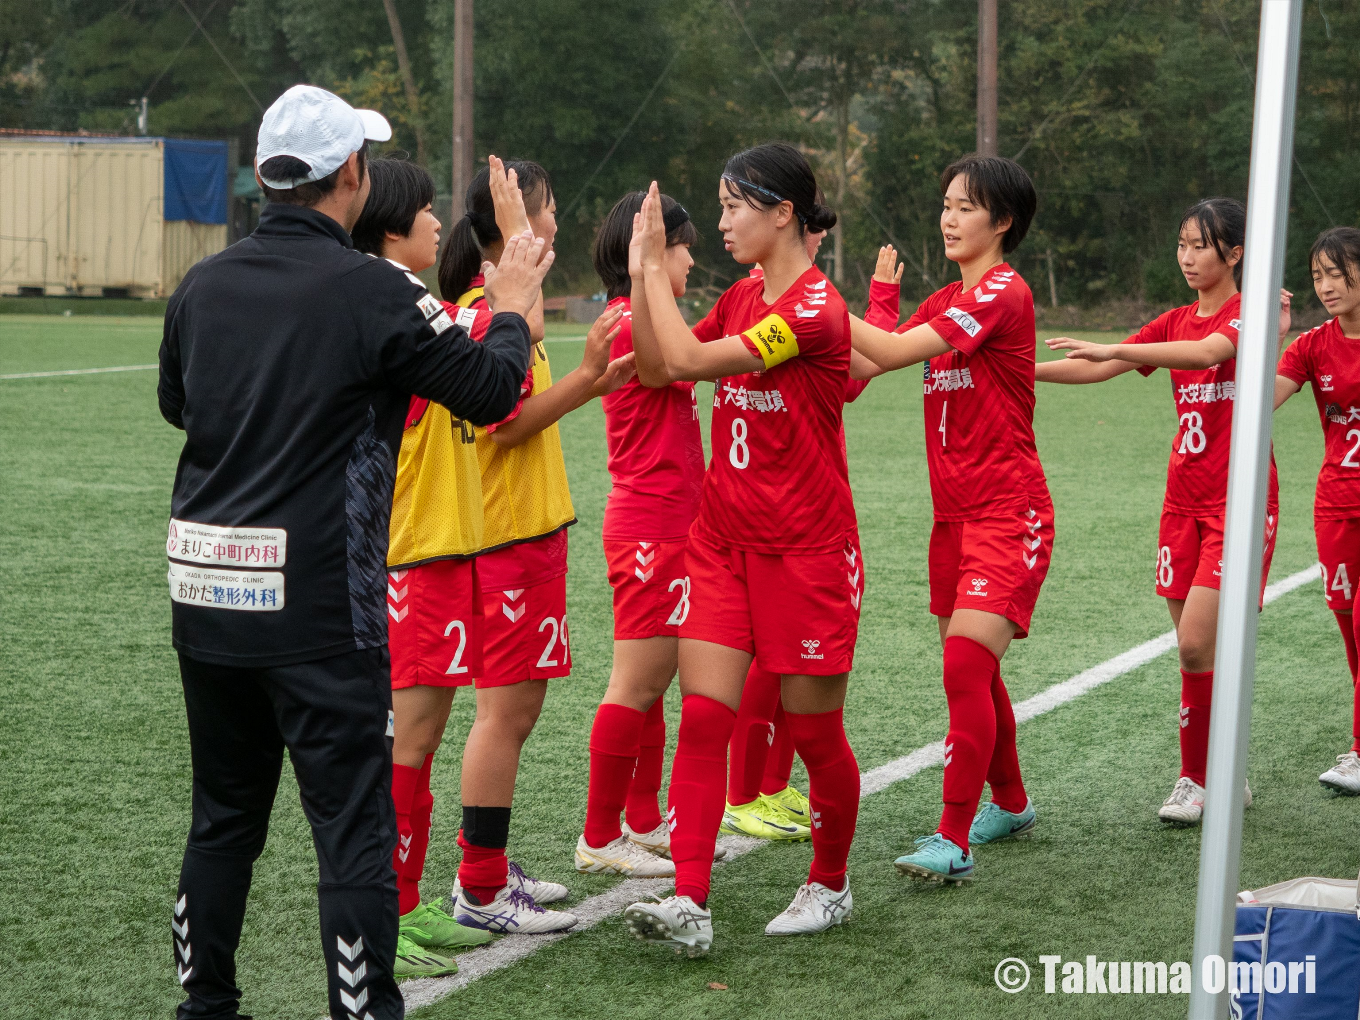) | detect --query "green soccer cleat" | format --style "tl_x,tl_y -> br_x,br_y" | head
760,785 -> 812,828
393,933 -> 458,978
400,899 -> 494,949
719,797 -> 810,841
968,799 -> 1036,846
893,833 -> 974,884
